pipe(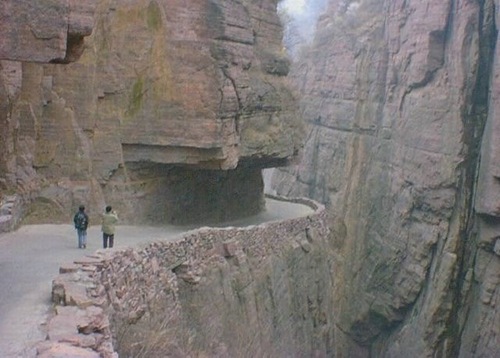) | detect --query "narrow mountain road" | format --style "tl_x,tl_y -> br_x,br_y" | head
0,198 -> 314,357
